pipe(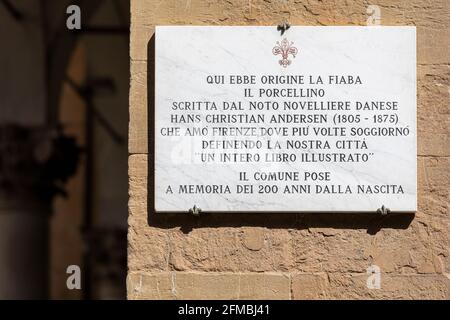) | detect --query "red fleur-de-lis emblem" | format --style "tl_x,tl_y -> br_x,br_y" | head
272,38 -> 298,68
